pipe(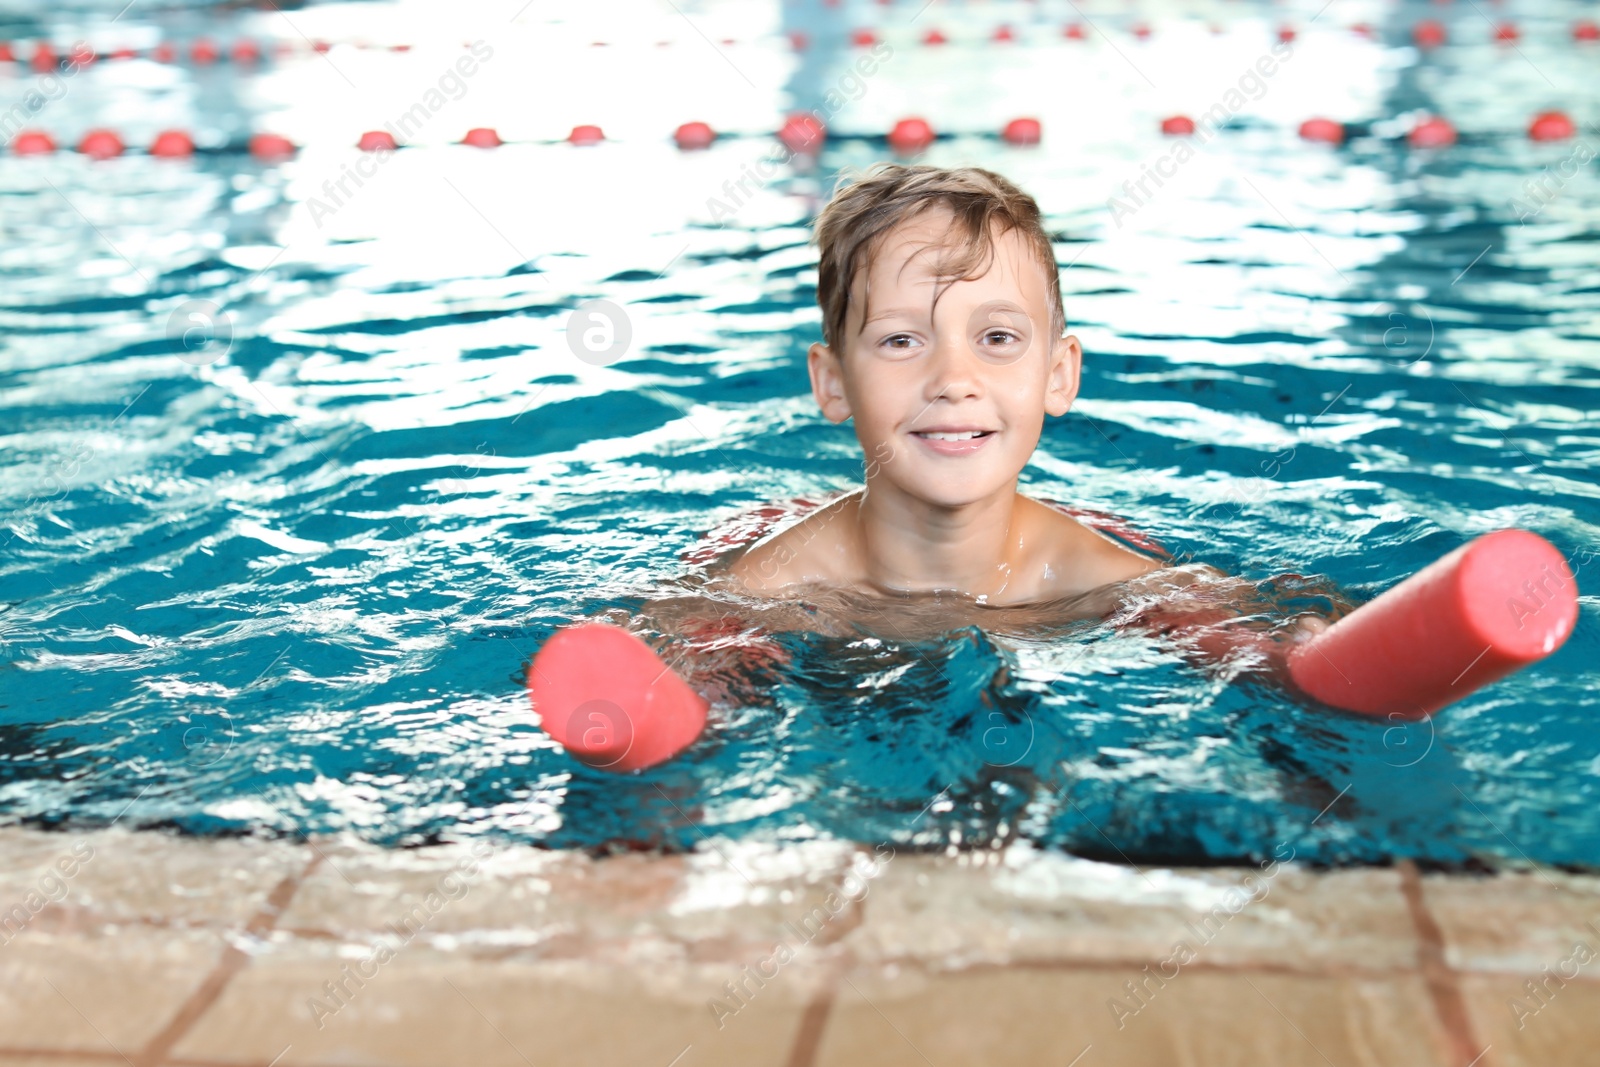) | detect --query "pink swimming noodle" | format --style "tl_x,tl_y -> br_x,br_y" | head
1287,529 -> 1578,719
